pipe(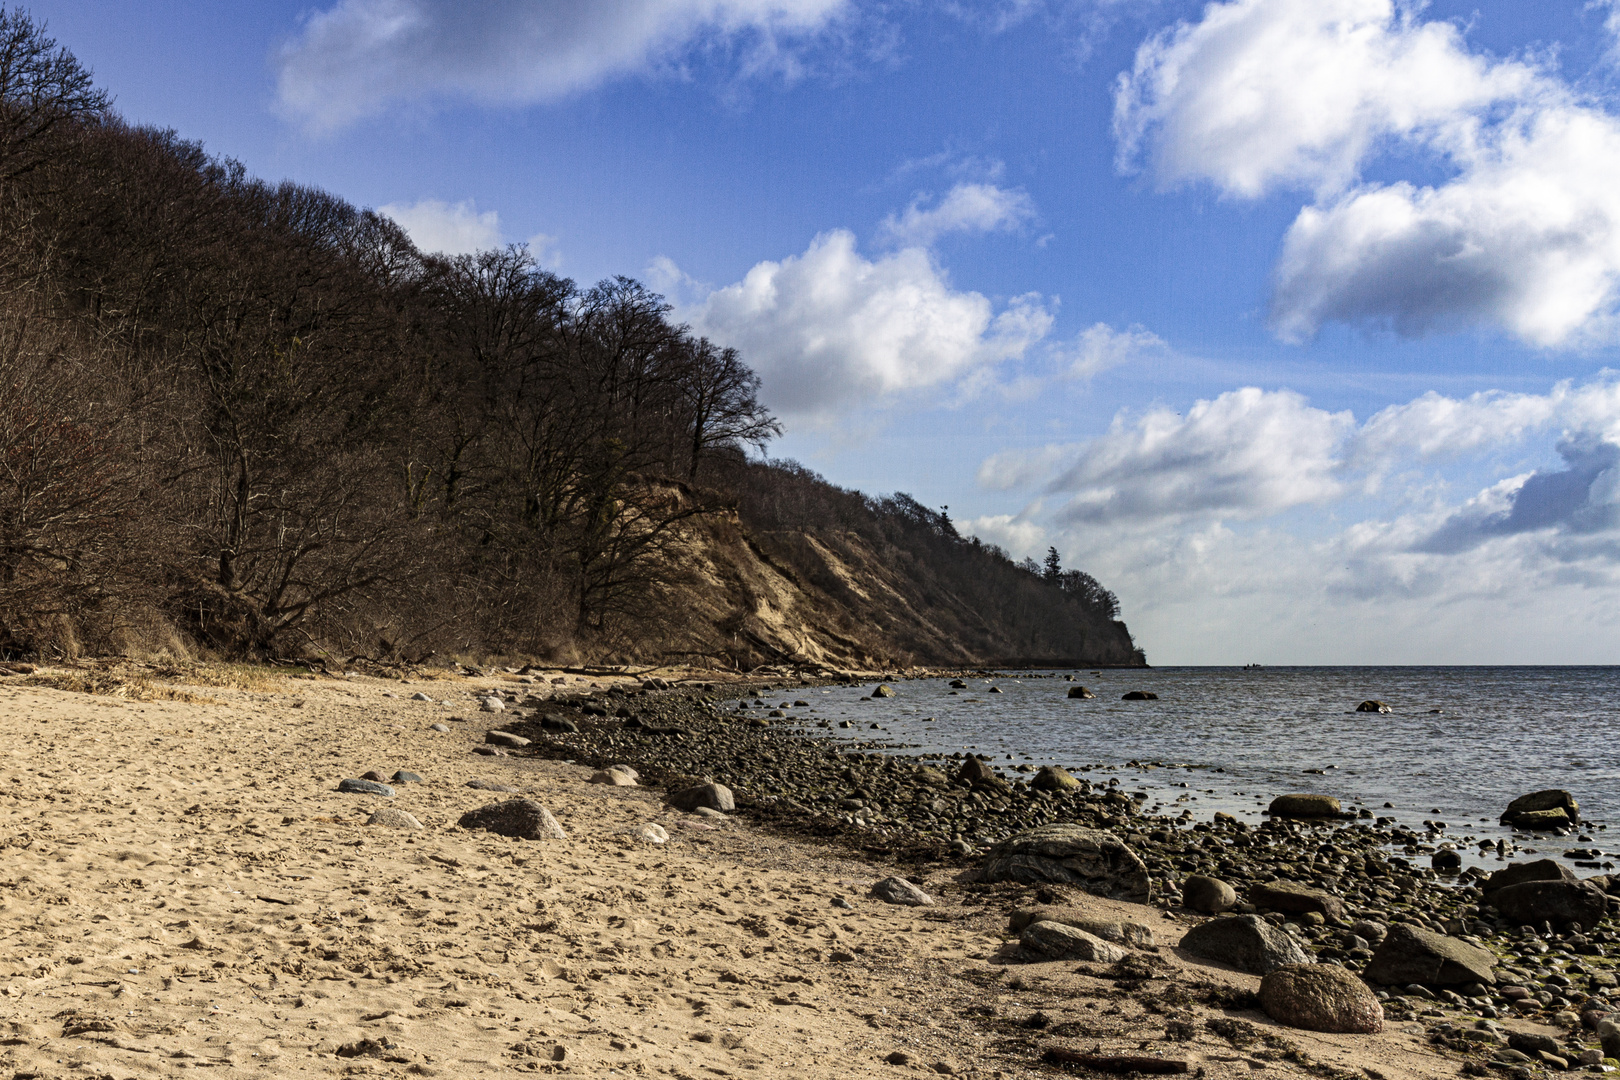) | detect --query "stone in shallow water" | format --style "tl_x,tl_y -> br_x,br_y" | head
981,824 -> 1151,901
1268,793 -> 1342,818
1066,685 -> 1095,699
1260,964 -> 1384,1034
337,778 -> 394,797
1355,700 -> 1390,713
1501,789 -> 1580,827
458,798 -> 566,841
